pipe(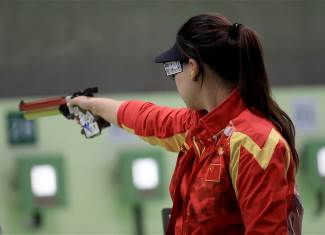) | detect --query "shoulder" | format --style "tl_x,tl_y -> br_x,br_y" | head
231,109 -> 281,146
227,109 -> 291,171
